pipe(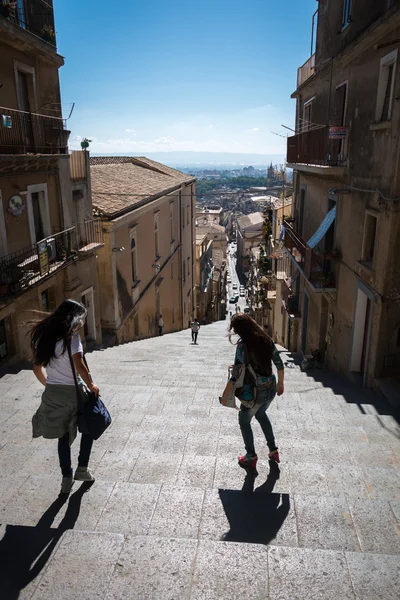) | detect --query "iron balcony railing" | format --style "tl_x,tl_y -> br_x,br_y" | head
286,126 -> 346,167
0,227 -> 76,301
0,0 -> 56,46
297,54 -> 315,88
76,218 -> 104,252
0,106 -> 69,154
283,220 -> 336,290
